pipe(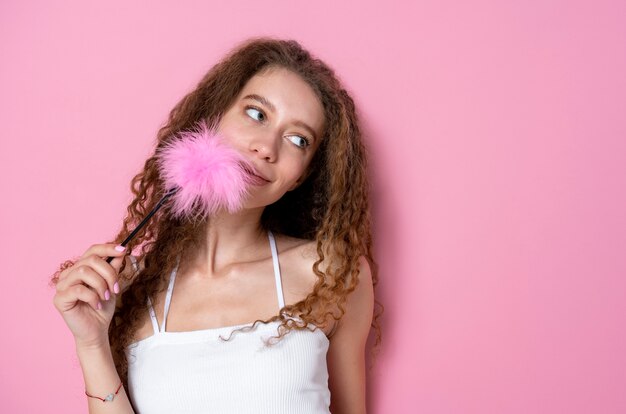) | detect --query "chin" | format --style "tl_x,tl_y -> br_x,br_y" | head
242,193 -> 286,210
